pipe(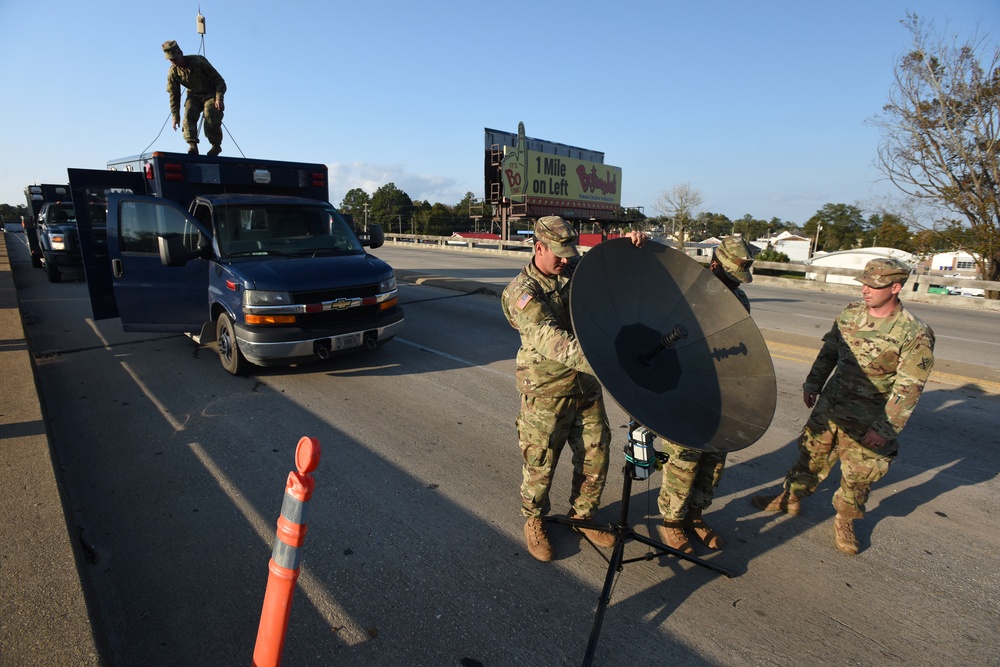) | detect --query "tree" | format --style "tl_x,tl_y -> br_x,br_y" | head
872,12 -> 1000,296
806,203 -> 866,253
424,203 -> 455,236
370,183 -> 413,233
0,203 -> 29,227
911,228 -> 941,256
696,211 -> 733,240
756,247 -> 790,262
339,188 -> 371,229
865,212 -> 914,251
656,183 -> 704,247
453,192 -> 477,217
